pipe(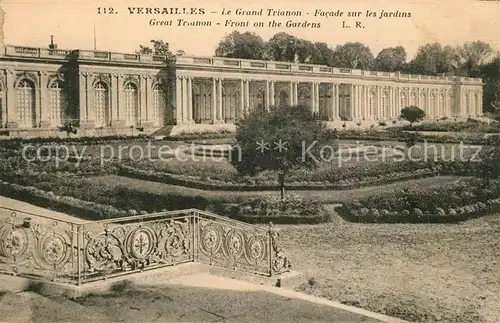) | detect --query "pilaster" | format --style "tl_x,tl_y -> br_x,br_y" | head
86,73 -> 95,127
245,79 -> 250,114
334,84 -> 340,119
5,69 -> 17,128
293,82 -> 298,106
270,81 -> 275,106
115,74 -> 125,126
39,71 -> 50,128
176,76 -> 183,125
140,75 -> 148,125
110,74 -> 118,124
265,80 -> 270,110
240,79 -> 245,118
182,77 -> 188,123
217,78 -> 224,122
187,77 -> 194,123
211,78 -> 217,123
